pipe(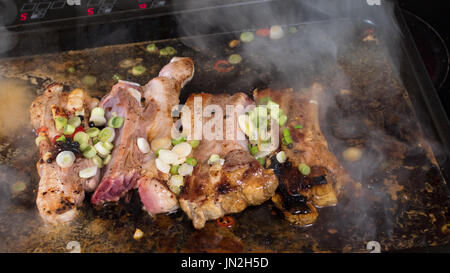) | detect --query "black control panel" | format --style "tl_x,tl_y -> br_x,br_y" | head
3,0 -> 271,29
4,0 -> 176,27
